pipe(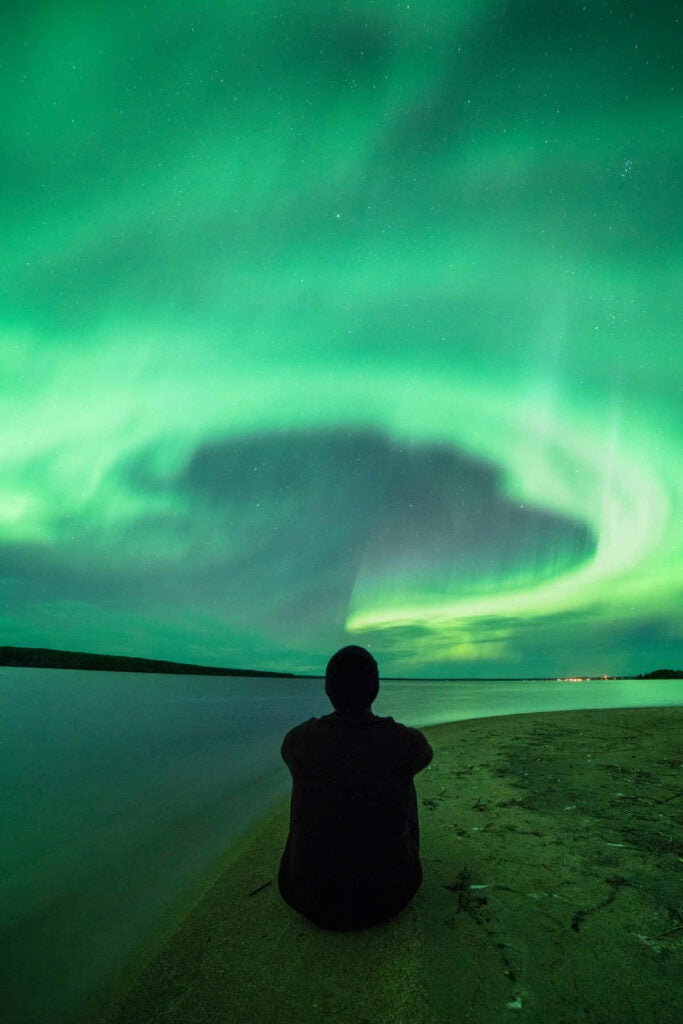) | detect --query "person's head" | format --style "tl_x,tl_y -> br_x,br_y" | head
324,645 -> 379,716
